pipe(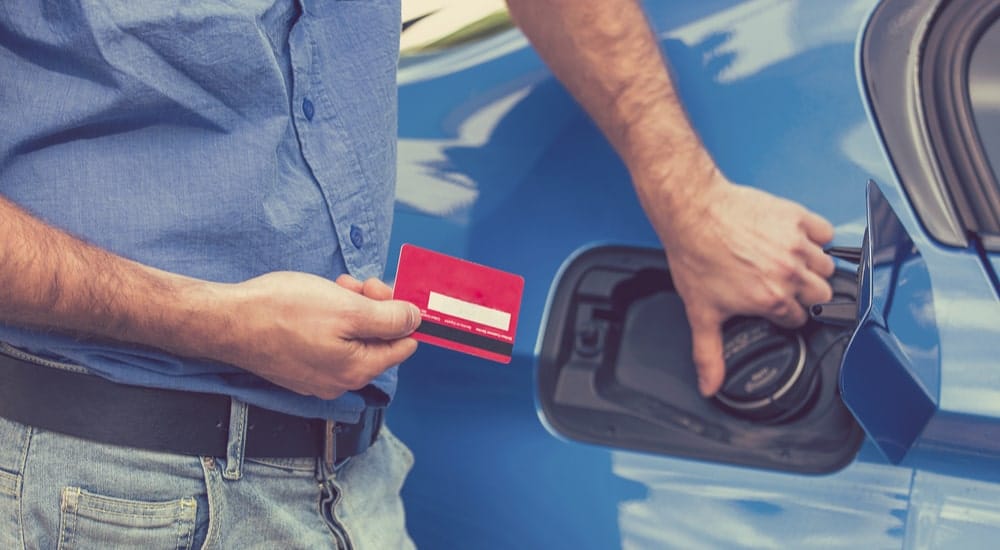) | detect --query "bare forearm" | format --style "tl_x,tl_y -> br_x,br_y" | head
506,0 -> 717,207
0,195 -> 225,357
0,195 -> 422,398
